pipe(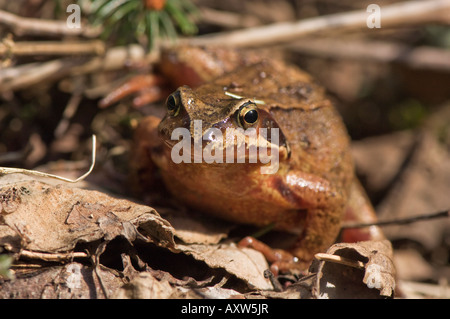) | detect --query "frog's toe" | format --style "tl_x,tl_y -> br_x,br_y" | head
238,236 -> 307,275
